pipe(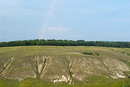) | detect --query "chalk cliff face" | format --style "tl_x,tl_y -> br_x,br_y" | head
0,46 -> 130,82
